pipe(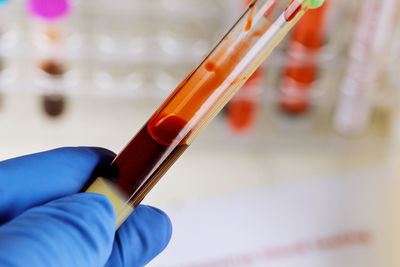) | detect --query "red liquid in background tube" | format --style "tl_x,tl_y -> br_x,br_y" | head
227,68 -> 263,134
280,1 -> 330,114
227,0 -> 304,132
